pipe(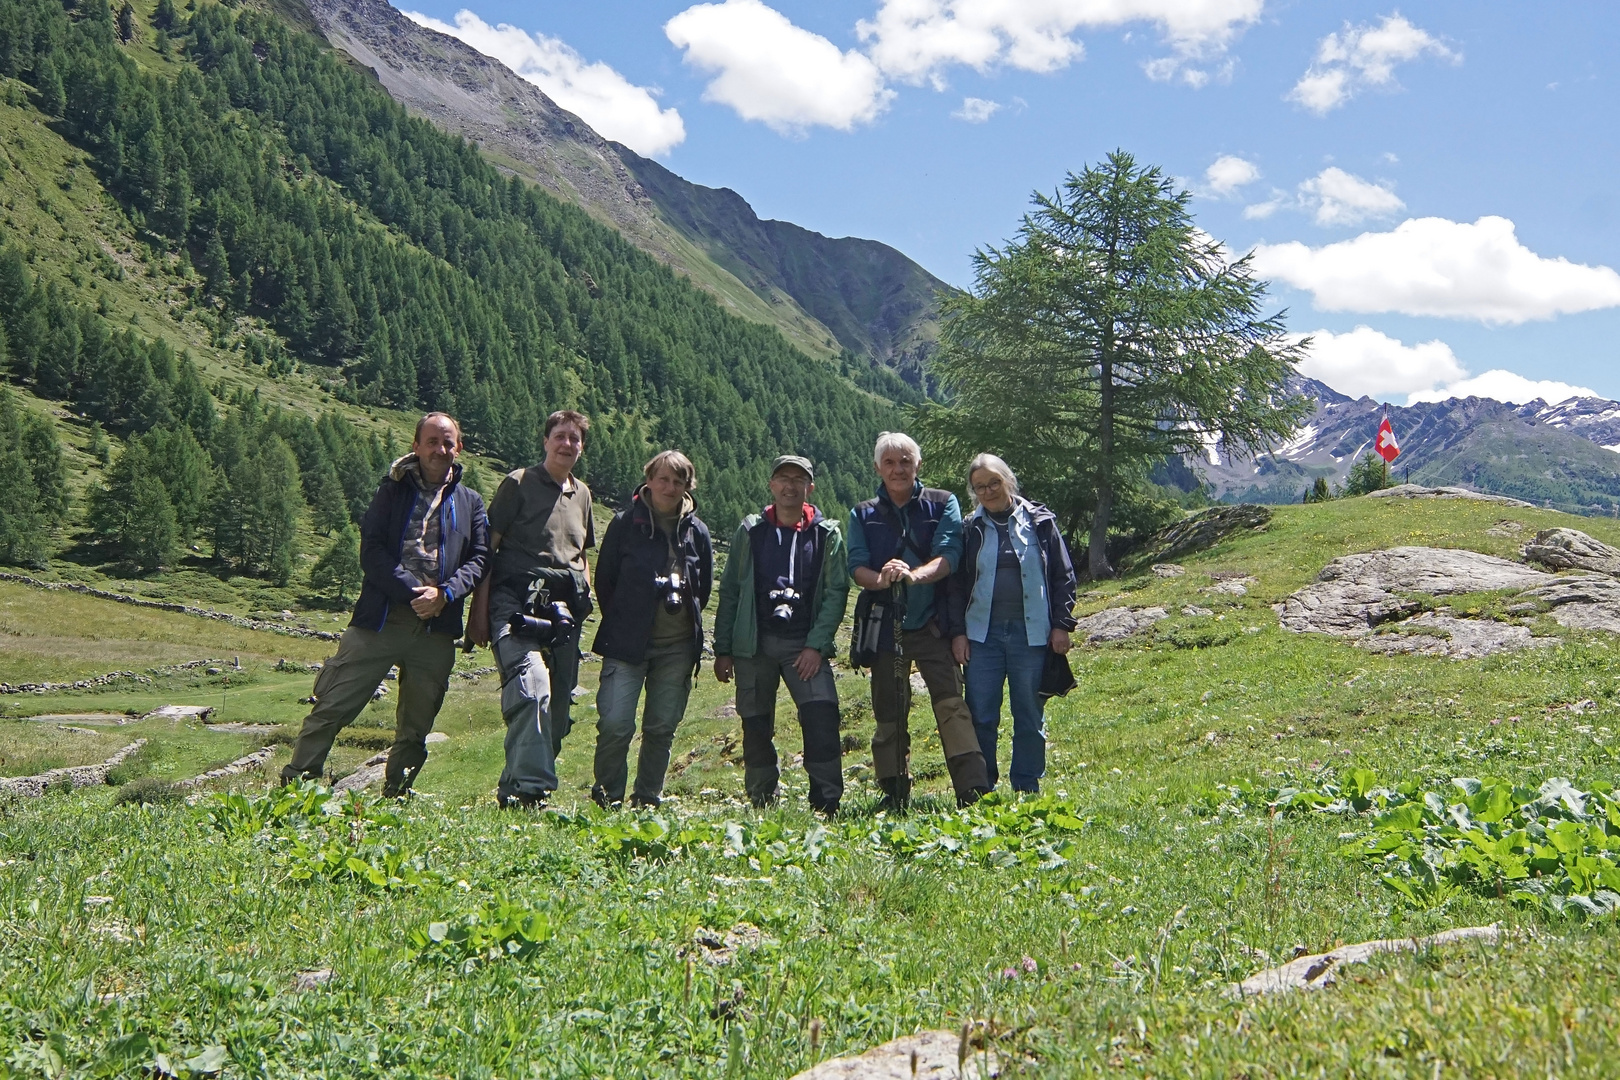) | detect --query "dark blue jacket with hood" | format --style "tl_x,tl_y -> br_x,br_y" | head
353,456 -> 489,638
